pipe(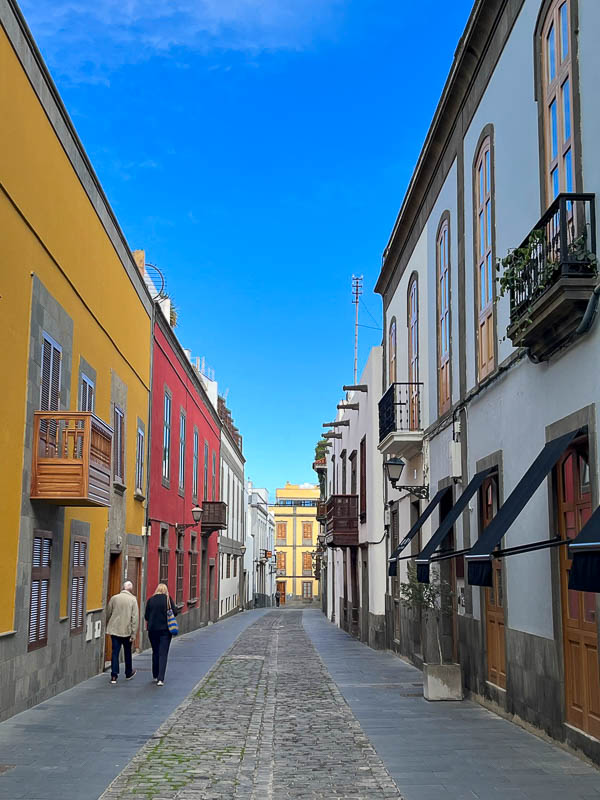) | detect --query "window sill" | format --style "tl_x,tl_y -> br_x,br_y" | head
175,602 -> 184,611
134,491 -> 146,502
161,478 -> 170,490
113,480 -> 126,495
187,597 -> 198,606
178,488 -> 185,498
